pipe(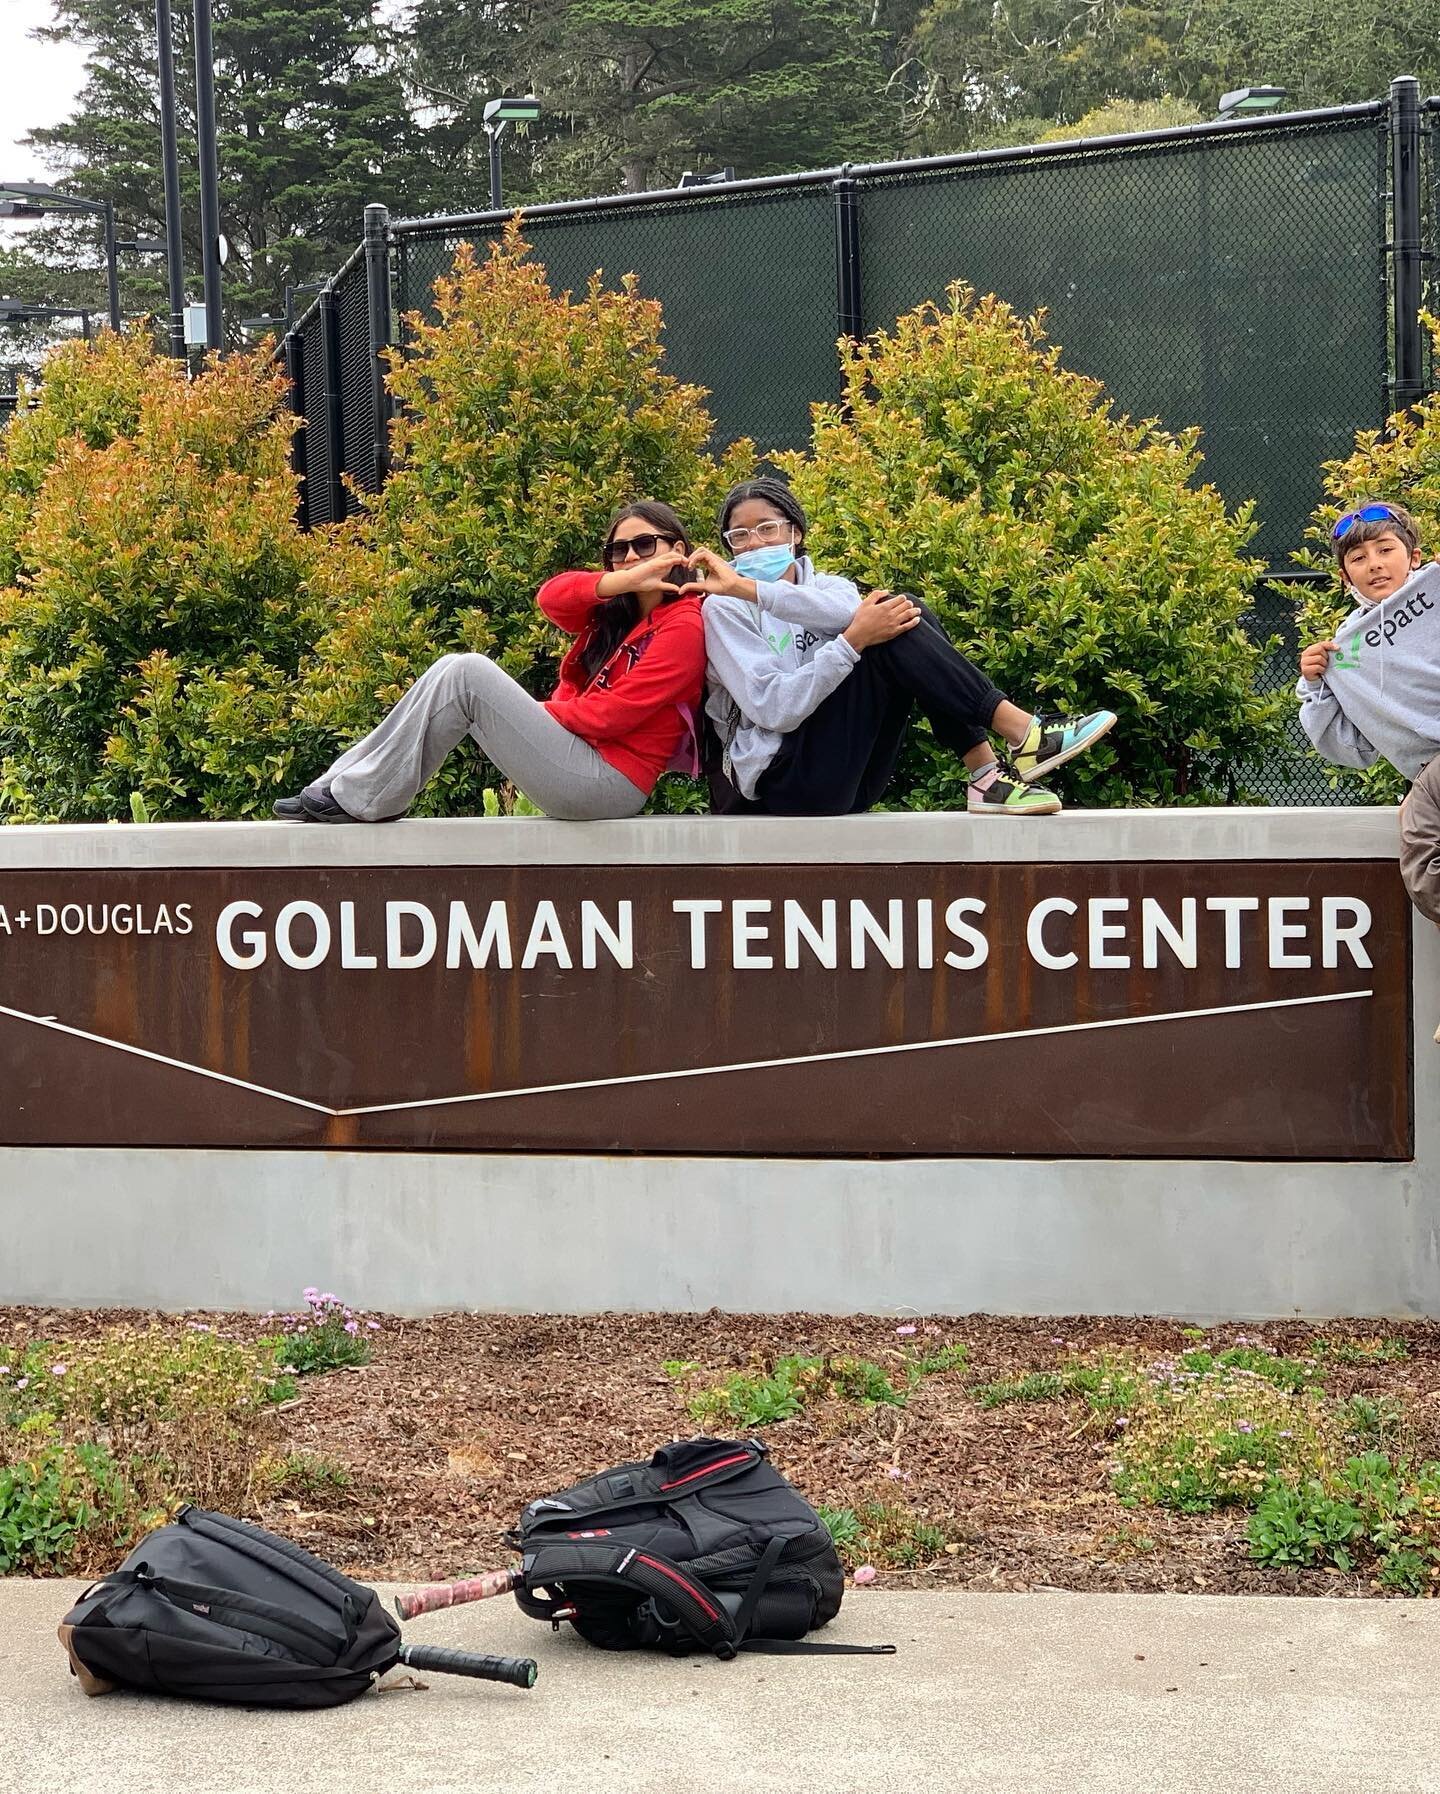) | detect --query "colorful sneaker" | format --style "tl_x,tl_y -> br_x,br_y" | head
967,772 -> 1062,815
1013,709 -> 1117,783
